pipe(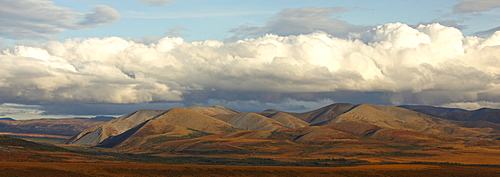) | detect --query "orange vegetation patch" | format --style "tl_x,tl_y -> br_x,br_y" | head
0,162 -> 499,177
0,132 -> 71,139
